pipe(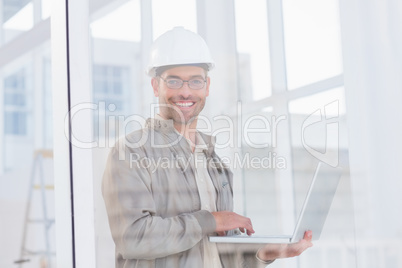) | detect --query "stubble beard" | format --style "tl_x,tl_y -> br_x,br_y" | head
160,98 -> 205,126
